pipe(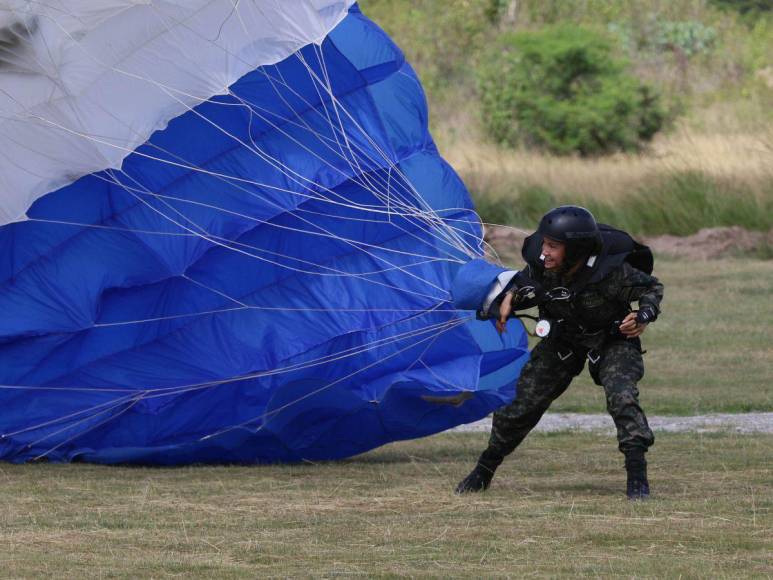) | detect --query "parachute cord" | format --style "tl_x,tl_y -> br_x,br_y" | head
197,314 -> 472,442
30,396 -> 144,462
0,303 -> 463,396
305,45 -> 477,256
91,172 -> 464,266
302,47 -> 478,257
102,168 -> 453,300
259,60 -> 475,253
142,308 -> 463,398
1,393 -> 140,439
